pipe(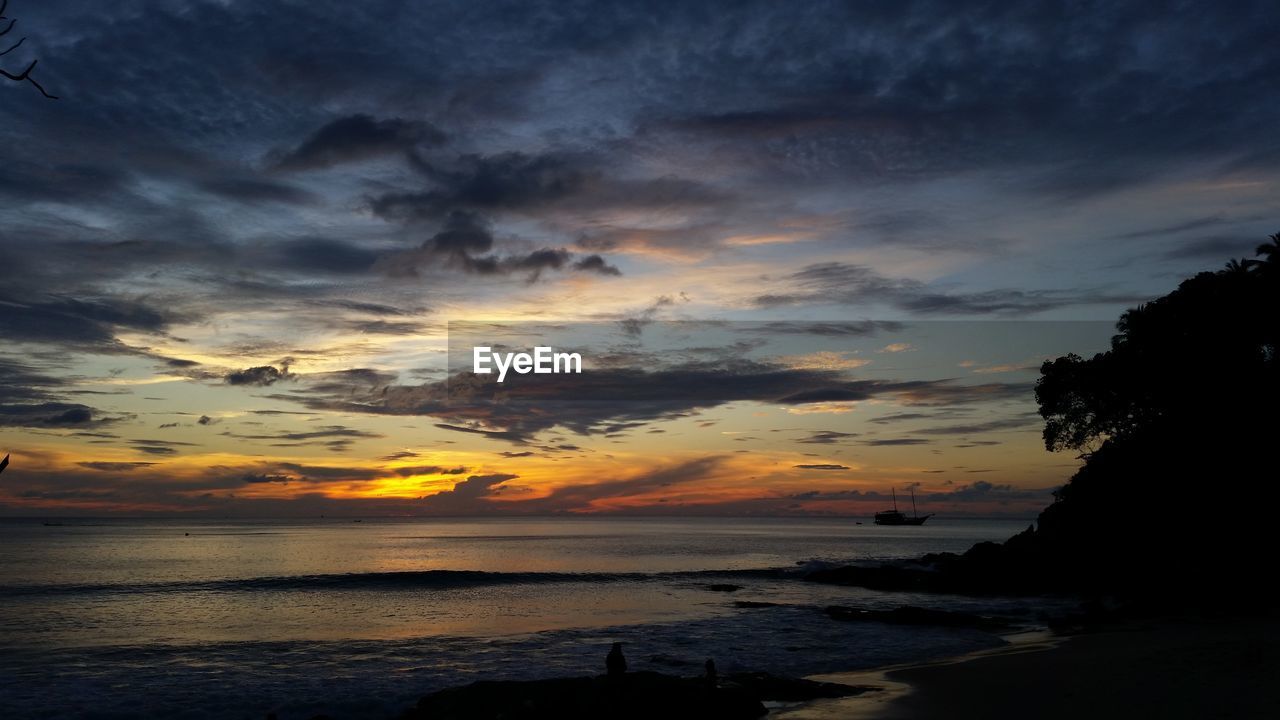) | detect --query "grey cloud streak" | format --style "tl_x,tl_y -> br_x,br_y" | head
265,358 -> 1030,445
